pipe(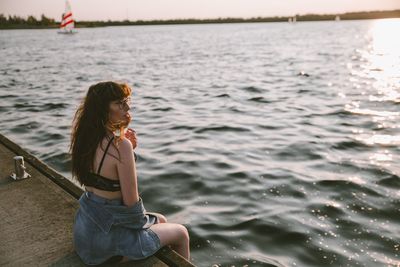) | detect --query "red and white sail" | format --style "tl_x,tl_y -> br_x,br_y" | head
60,0 -> 75,32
